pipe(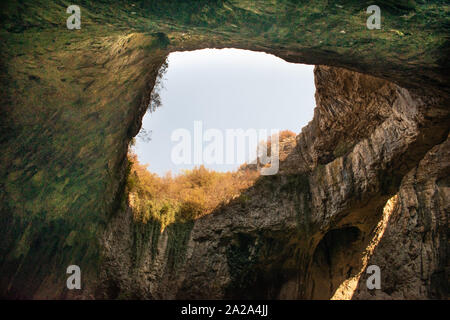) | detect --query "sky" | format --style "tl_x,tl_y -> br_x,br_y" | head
133,48 -> 316,176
